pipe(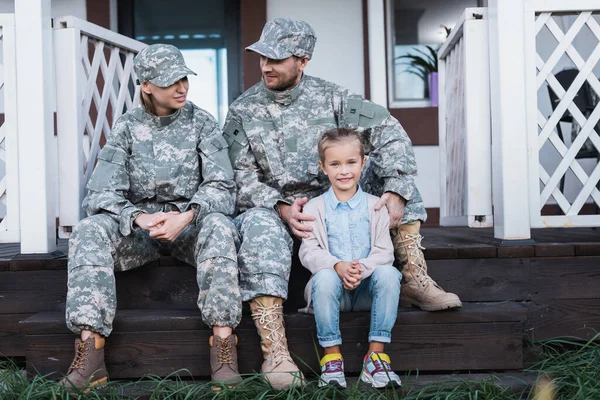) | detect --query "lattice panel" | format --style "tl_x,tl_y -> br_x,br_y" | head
80,35 -> 140,184
535,11 -> 600,215
443,35 -> 467,218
